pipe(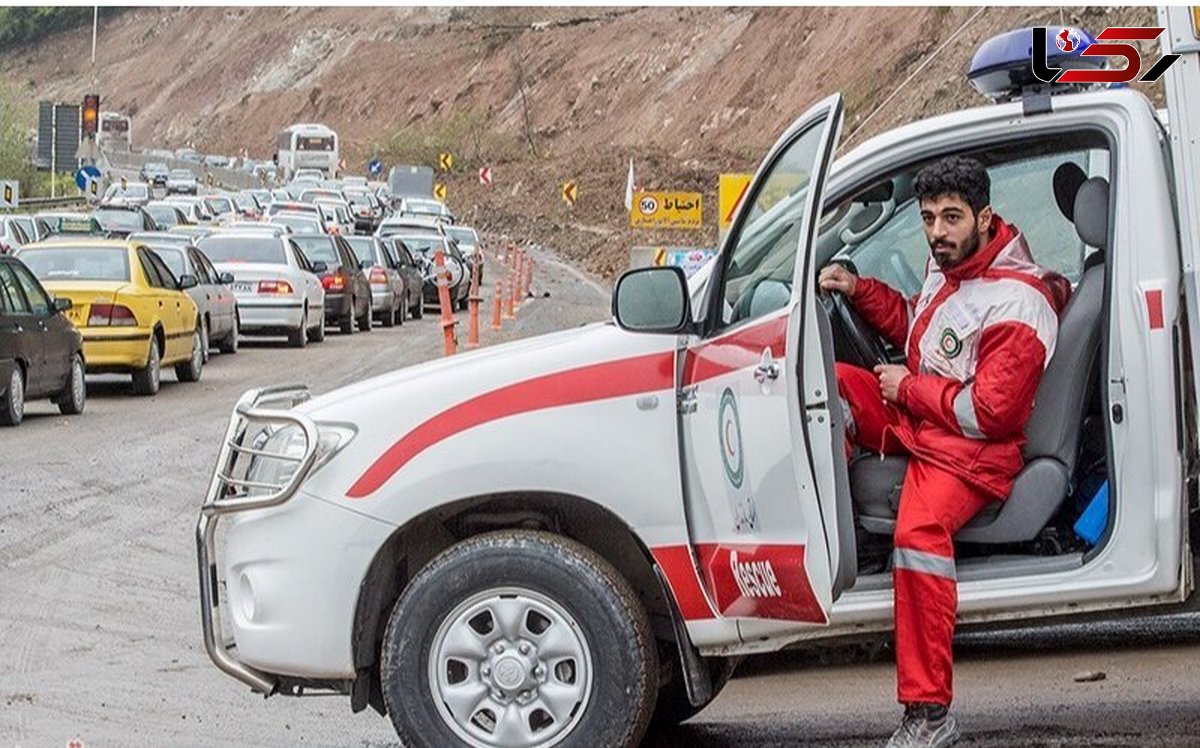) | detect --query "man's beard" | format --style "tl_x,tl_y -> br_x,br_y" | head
930,228 -> 981,269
